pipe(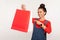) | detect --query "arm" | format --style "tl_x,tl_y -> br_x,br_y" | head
44,21 -> 52,34
35,20 -> 52,34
